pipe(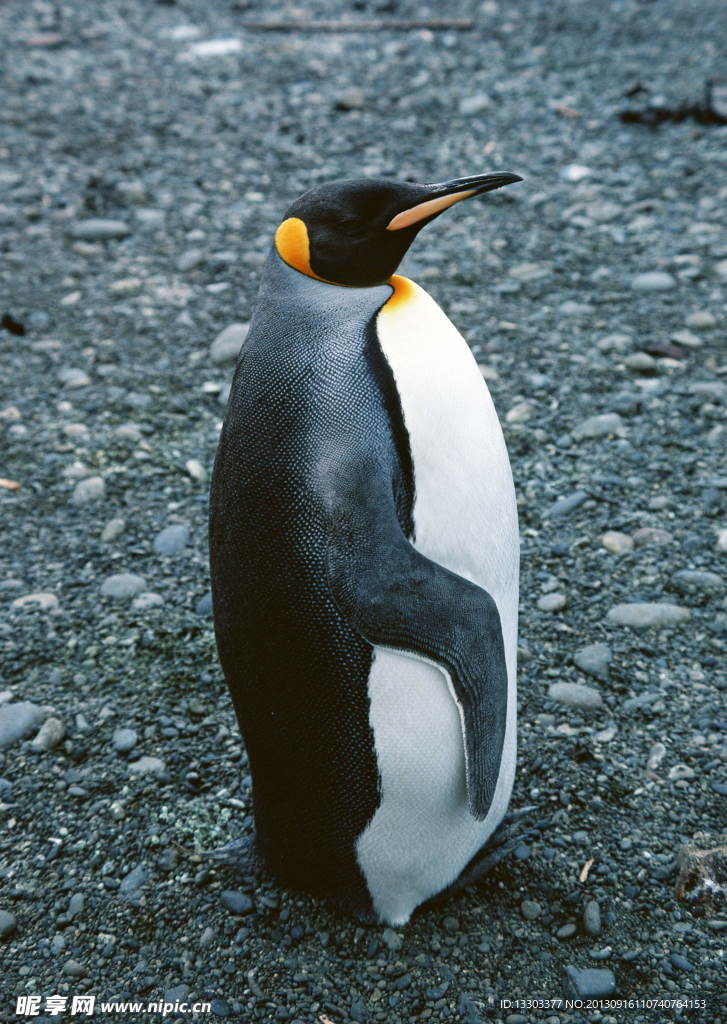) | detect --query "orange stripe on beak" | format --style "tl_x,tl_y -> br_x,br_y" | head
386,189 -> 476,231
